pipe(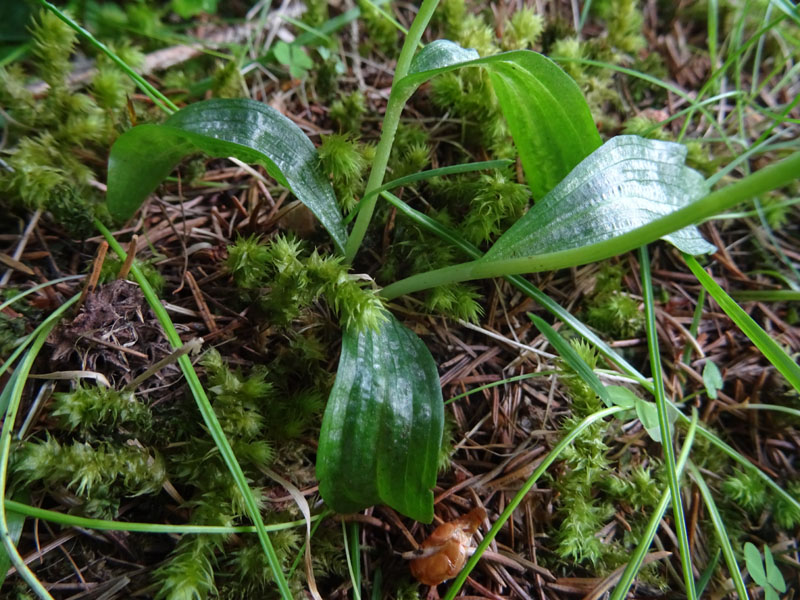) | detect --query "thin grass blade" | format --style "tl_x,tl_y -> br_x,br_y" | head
684,254 -> 800,393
